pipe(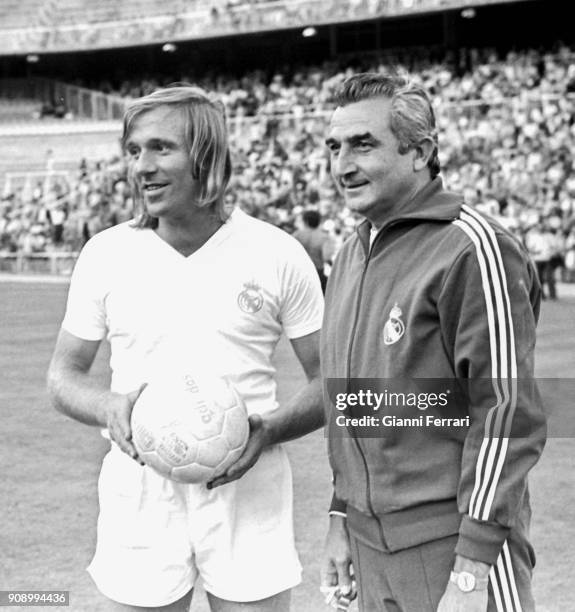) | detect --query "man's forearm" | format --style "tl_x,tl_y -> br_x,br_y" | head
47,366 -> 113,428
206,376 -> 325,489
262,376 -> 324,445
48,360 -> 145,461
